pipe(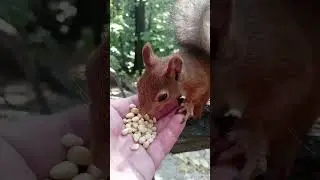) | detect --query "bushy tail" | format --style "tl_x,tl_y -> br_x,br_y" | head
173,0 -> 210,55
